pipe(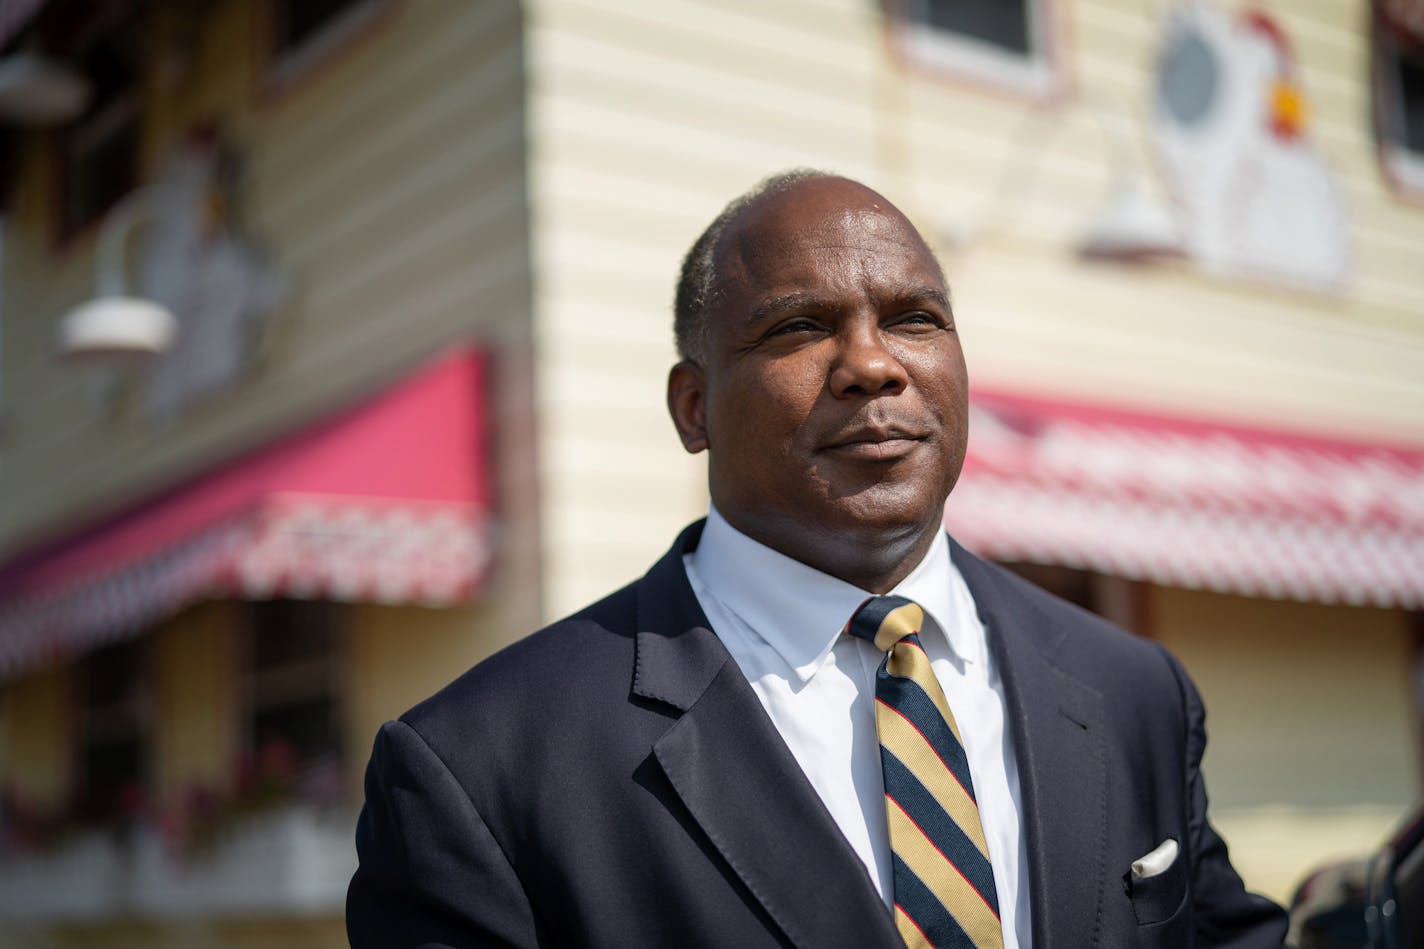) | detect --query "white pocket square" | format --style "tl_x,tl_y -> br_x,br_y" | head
1131,838 -> 1179,880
